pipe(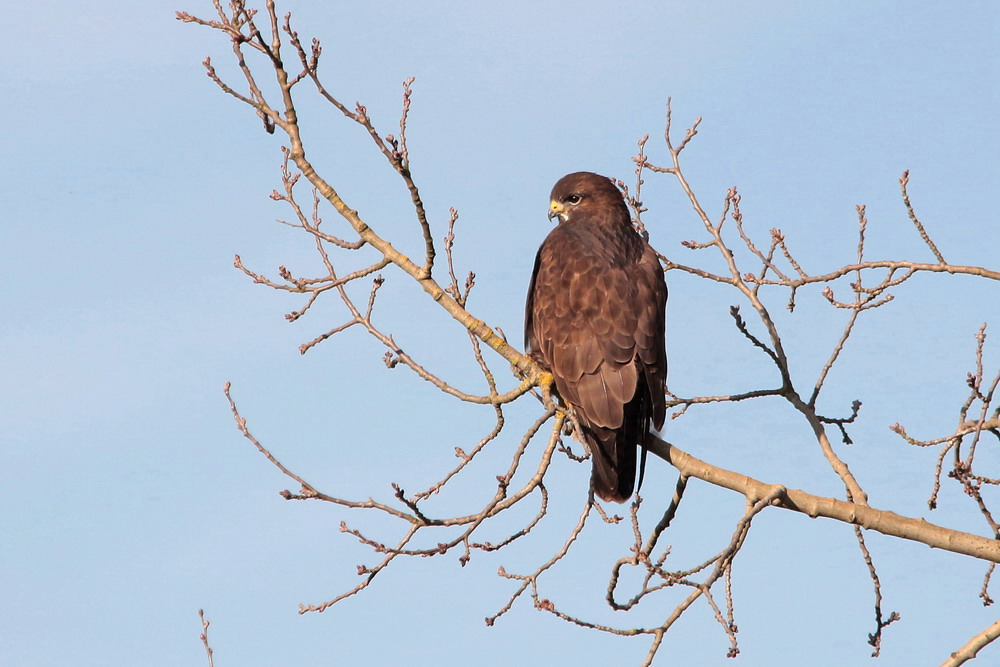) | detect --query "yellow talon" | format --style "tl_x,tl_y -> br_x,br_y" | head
534,370 -> 556,410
